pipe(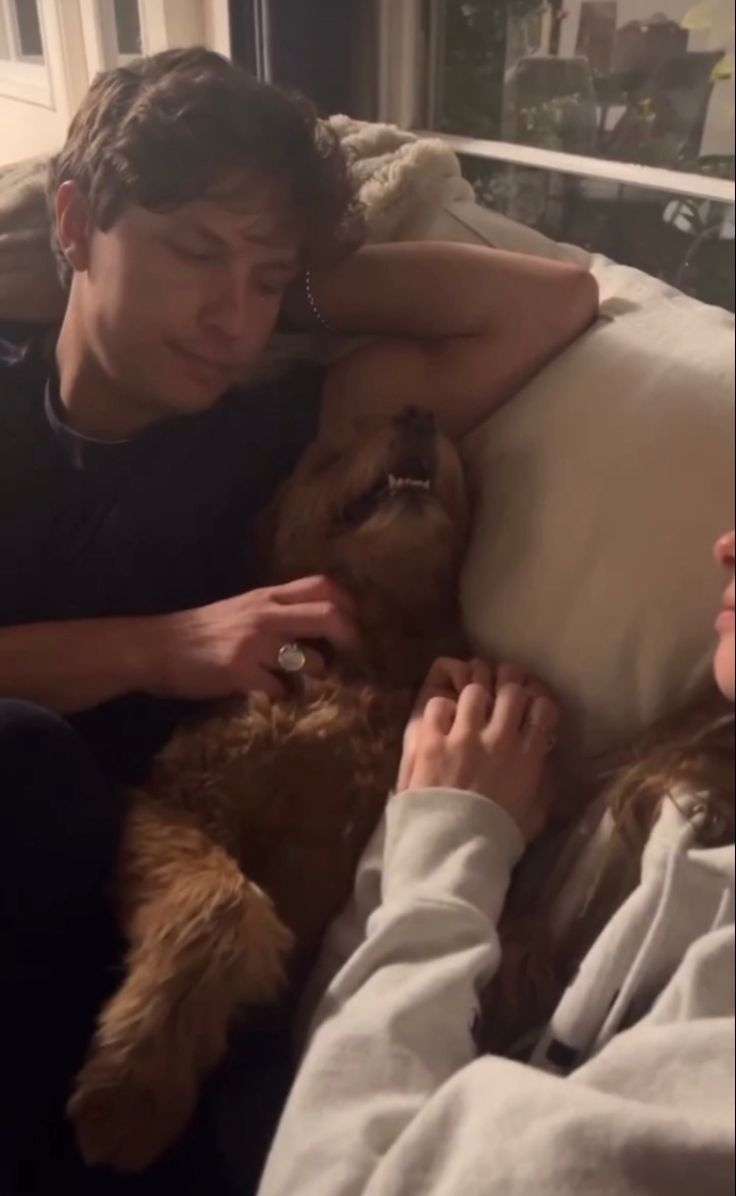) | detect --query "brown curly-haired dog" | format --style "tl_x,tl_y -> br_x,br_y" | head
68,407 -> 469,1172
